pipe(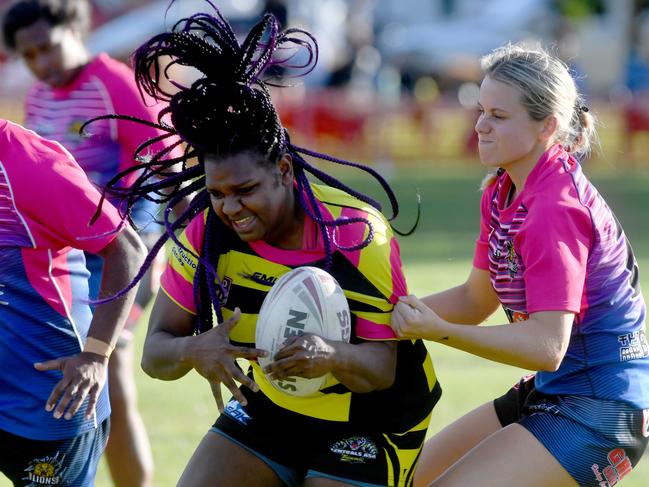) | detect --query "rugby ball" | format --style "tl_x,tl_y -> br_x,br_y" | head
256,266 -> 351,397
